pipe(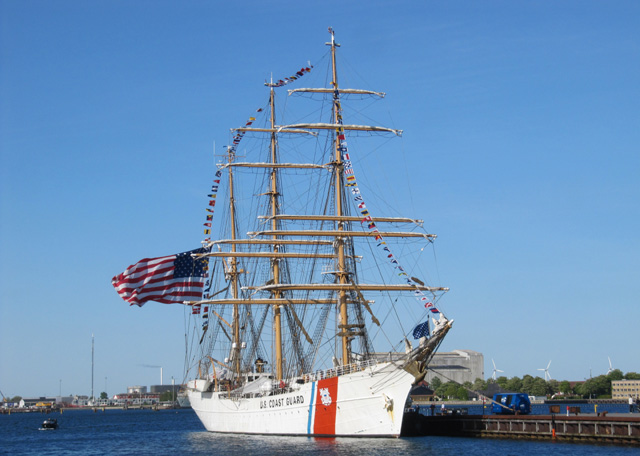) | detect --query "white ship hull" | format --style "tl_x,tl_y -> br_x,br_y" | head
187,361 -> 413,437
